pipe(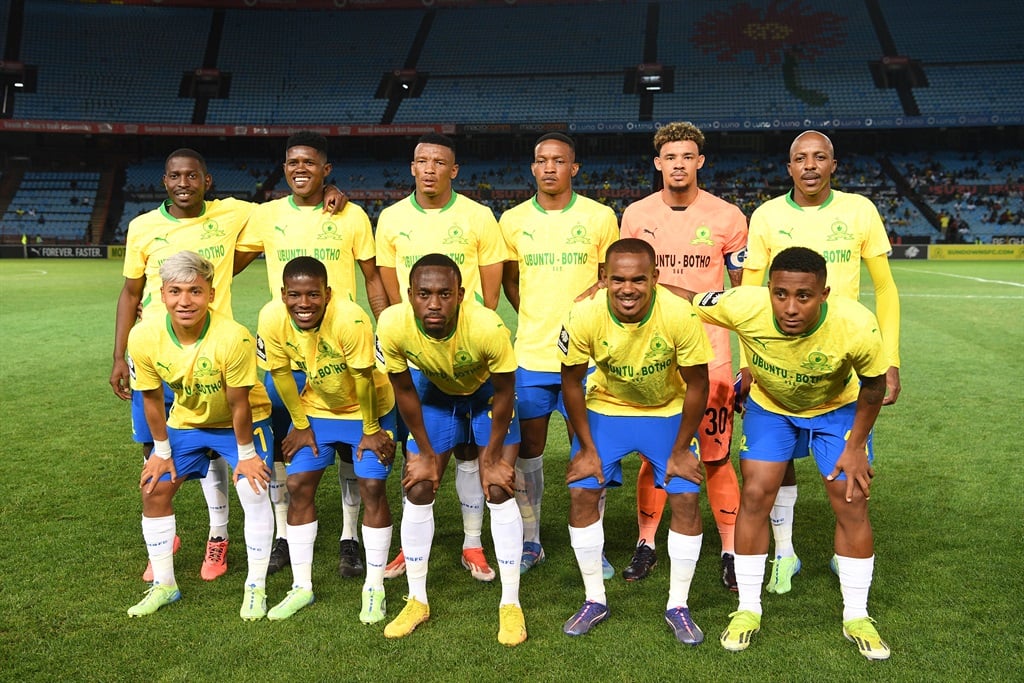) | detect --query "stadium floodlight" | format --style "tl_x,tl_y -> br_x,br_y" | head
623,63 -> 674,94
